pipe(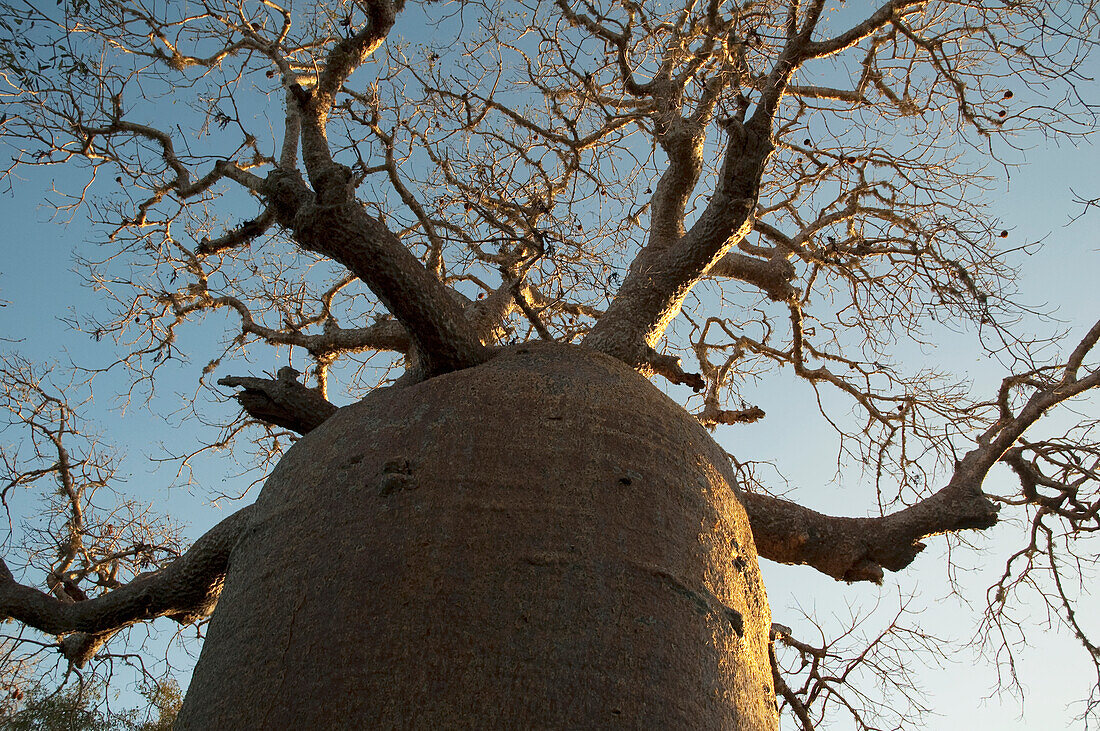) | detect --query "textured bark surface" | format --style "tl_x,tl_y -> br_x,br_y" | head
176,342 -> 777,729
